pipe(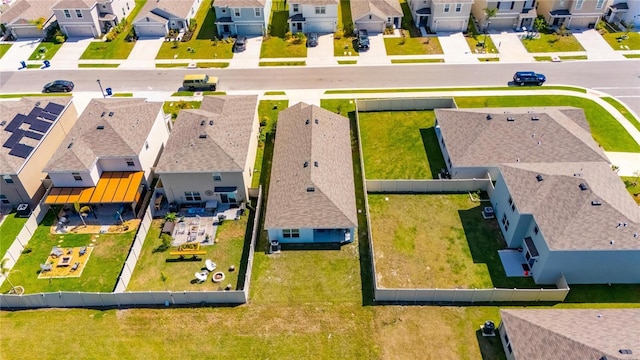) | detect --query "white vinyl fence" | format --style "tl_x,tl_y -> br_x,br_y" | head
366,179 -> 494,194
357,98 -> 456,112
